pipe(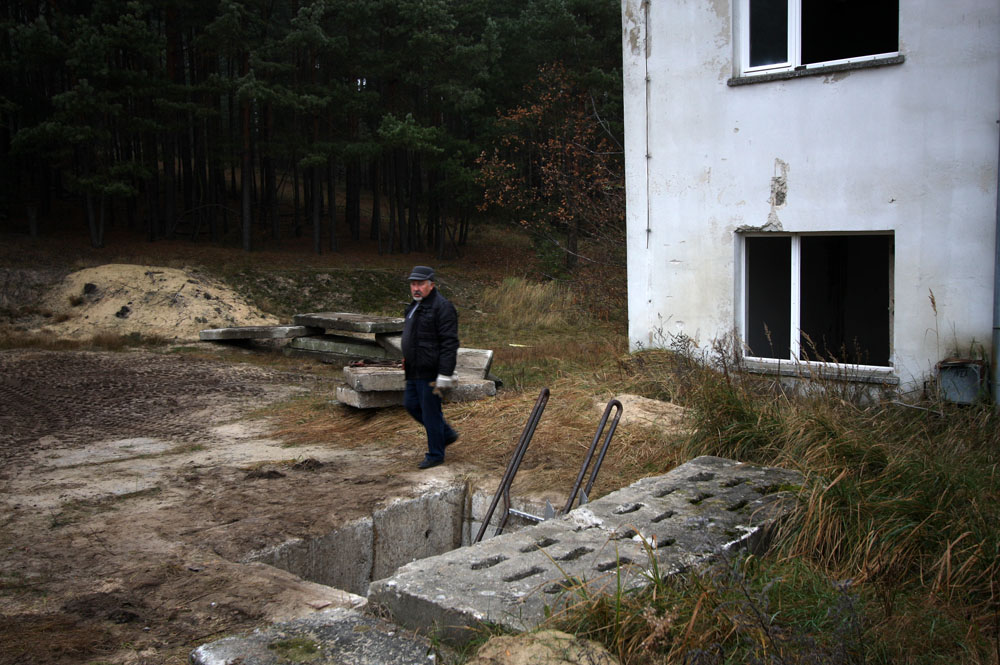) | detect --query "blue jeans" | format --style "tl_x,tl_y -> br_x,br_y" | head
404,379 -> 457,463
